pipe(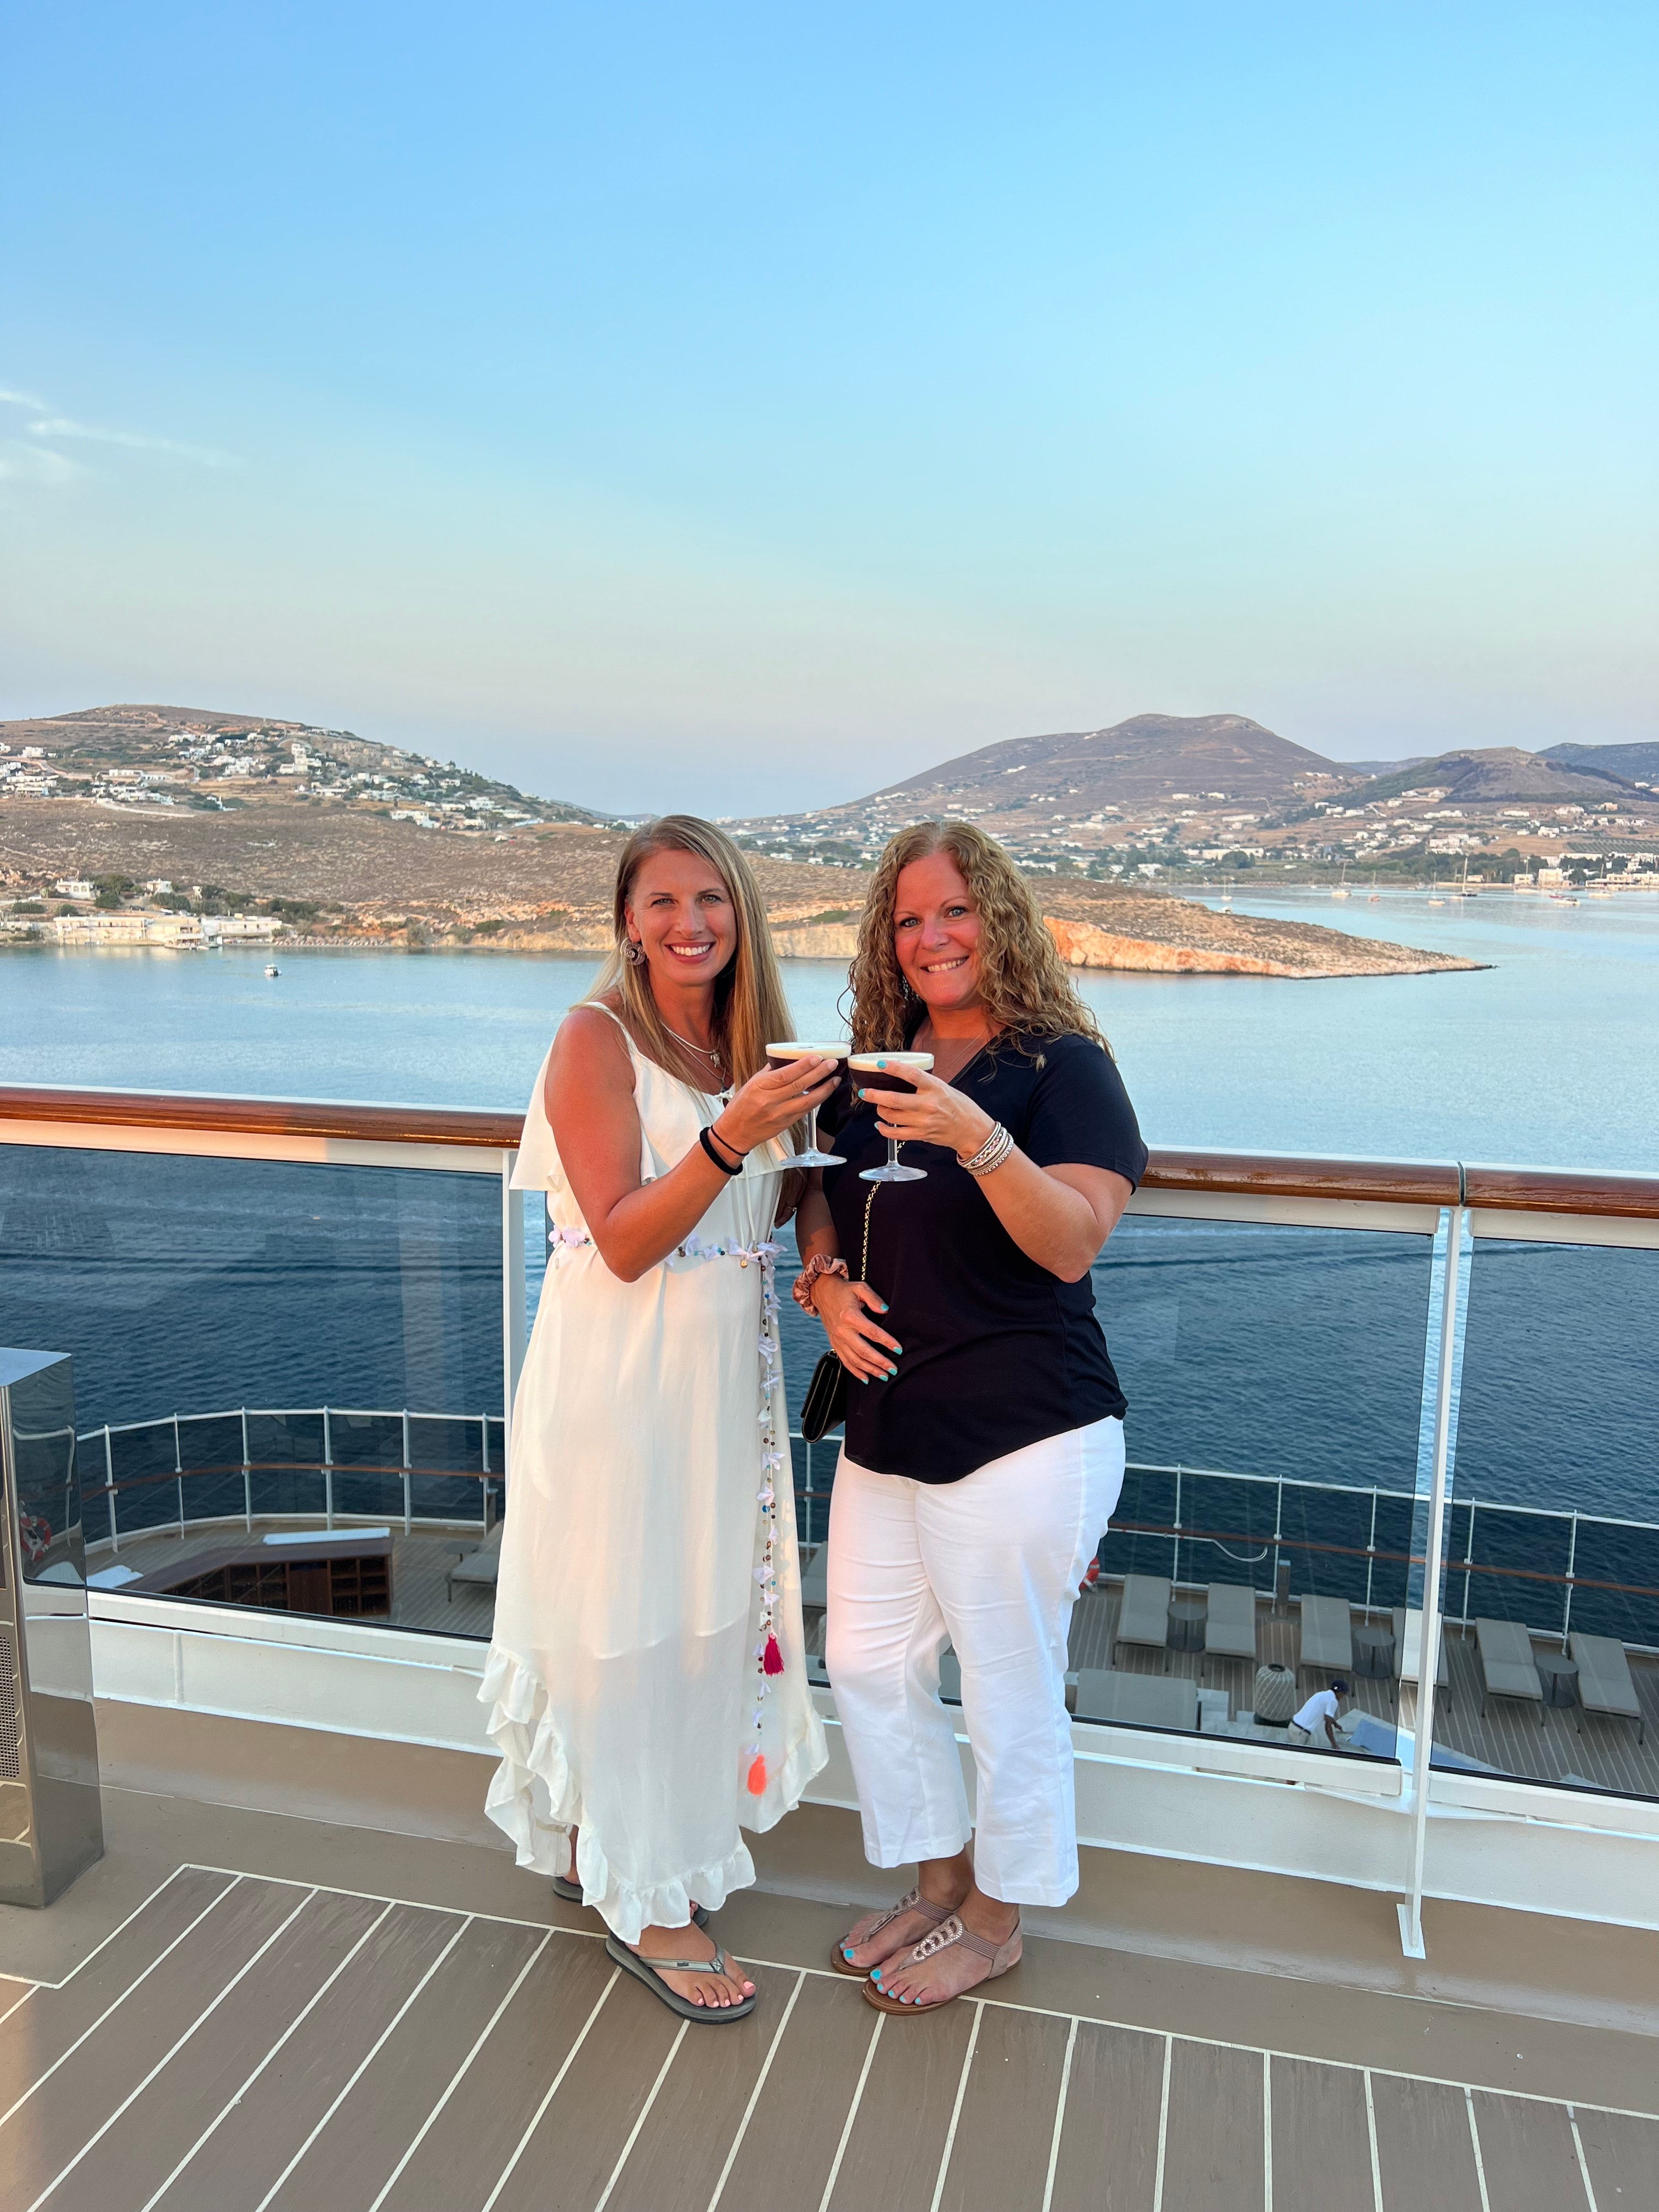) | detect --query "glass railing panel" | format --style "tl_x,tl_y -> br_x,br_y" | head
1,1143 -> 505,1634
1432,1234 -> 1659,1798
